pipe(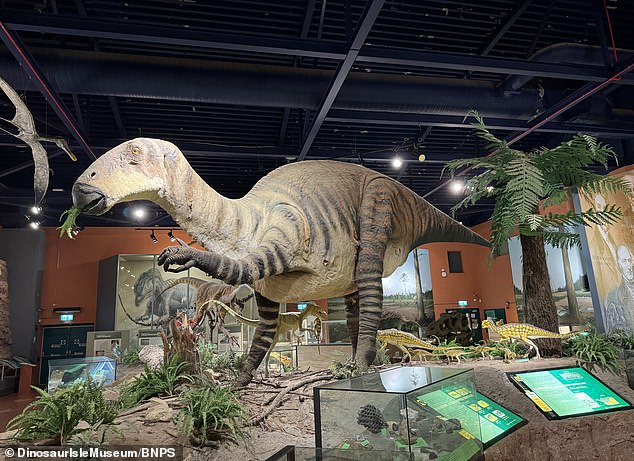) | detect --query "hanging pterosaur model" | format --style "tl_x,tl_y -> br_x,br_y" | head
0,77 -> 77,205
